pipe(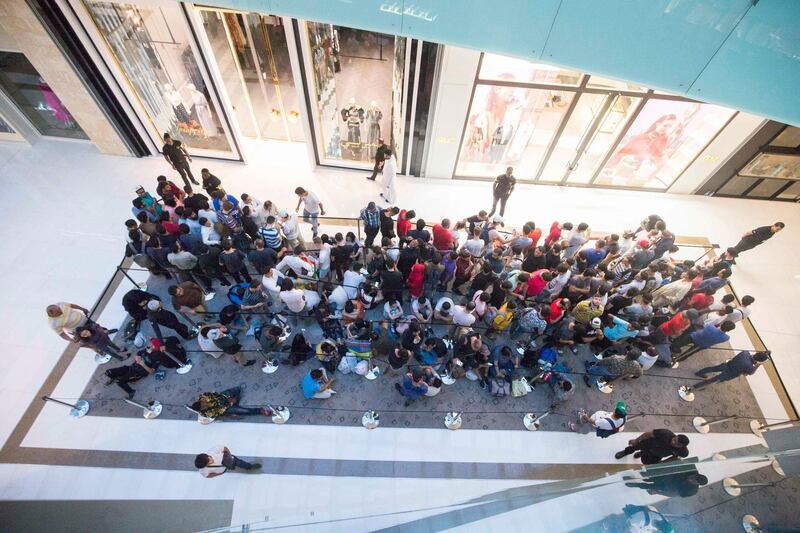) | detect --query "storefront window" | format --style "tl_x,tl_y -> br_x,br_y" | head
739,153 -> 800,180
305,22 -> 405,167
457,85 -> 574,178
479,53 -> 582,85
83,1 -> 232,155
595,99 -> 735,189
0,52 -> 87,139
769,126 -> 800,149
586,75 -> 645,92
